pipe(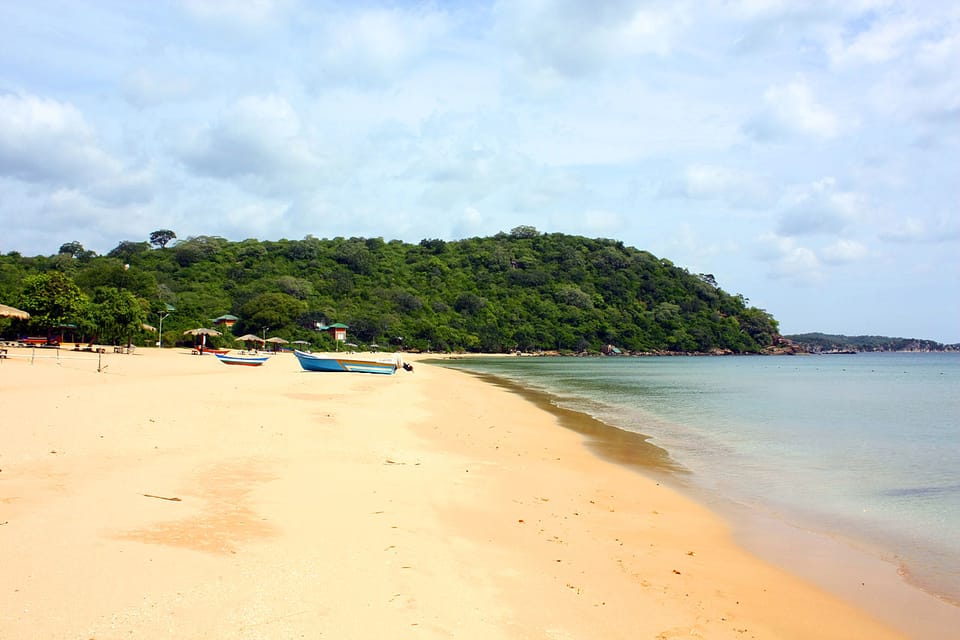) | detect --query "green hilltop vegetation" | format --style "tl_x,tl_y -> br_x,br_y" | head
784,333 -> 957,353
0,226 -> 780,354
